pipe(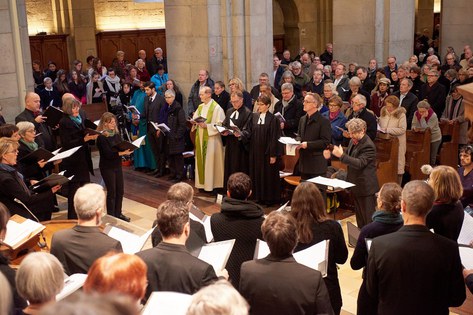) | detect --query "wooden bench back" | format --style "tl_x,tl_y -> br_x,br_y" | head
375,133 -> 399,186
405,129 -> 431,180
82,102 -> 108,122
438,120 -> 460,168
